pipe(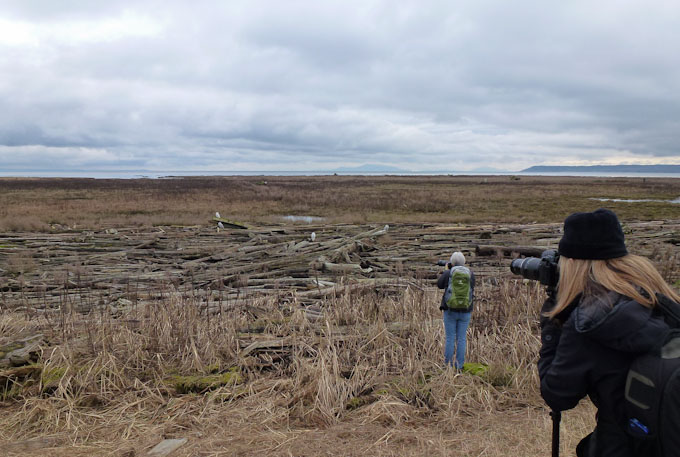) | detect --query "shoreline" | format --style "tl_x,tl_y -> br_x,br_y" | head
2,171 -> 680,179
